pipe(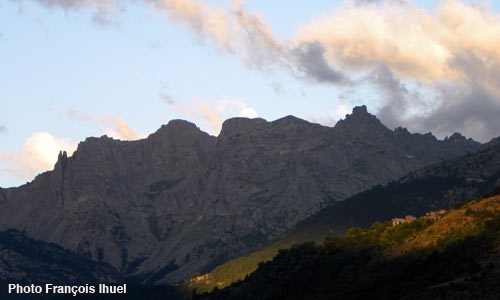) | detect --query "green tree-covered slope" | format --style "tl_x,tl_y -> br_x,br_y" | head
195,191 -> 500,300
